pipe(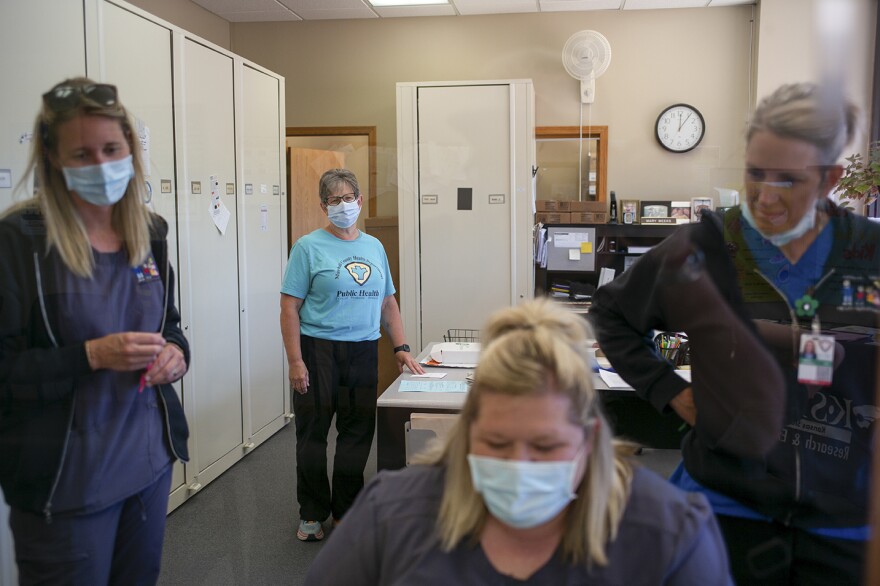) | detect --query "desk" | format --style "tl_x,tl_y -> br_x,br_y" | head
376,344 -> 687,471
376,346 -> 468,470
